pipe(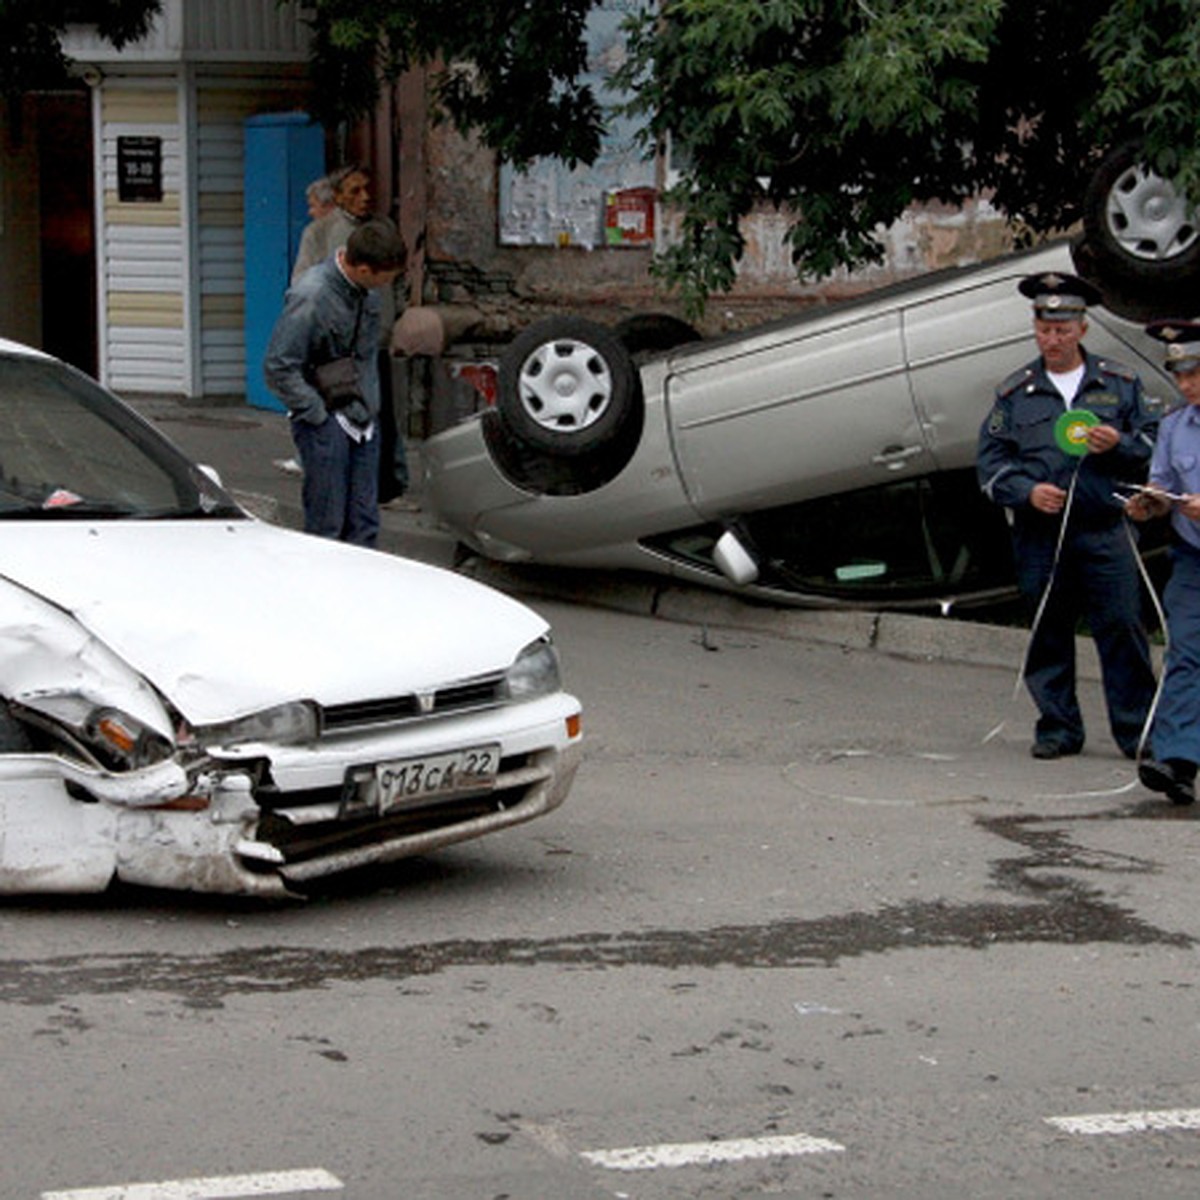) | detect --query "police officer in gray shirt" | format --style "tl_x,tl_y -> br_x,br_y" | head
1126,321 -> 1200,804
